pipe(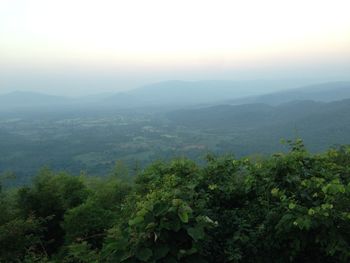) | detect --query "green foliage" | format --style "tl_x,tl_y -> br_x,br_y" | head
101,159 -> 215,262
63,200 -> 114,248
65,241 -> 100,263
0,217 -> 44,262
1,141 -> 350,262
15,169 -> 89,256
